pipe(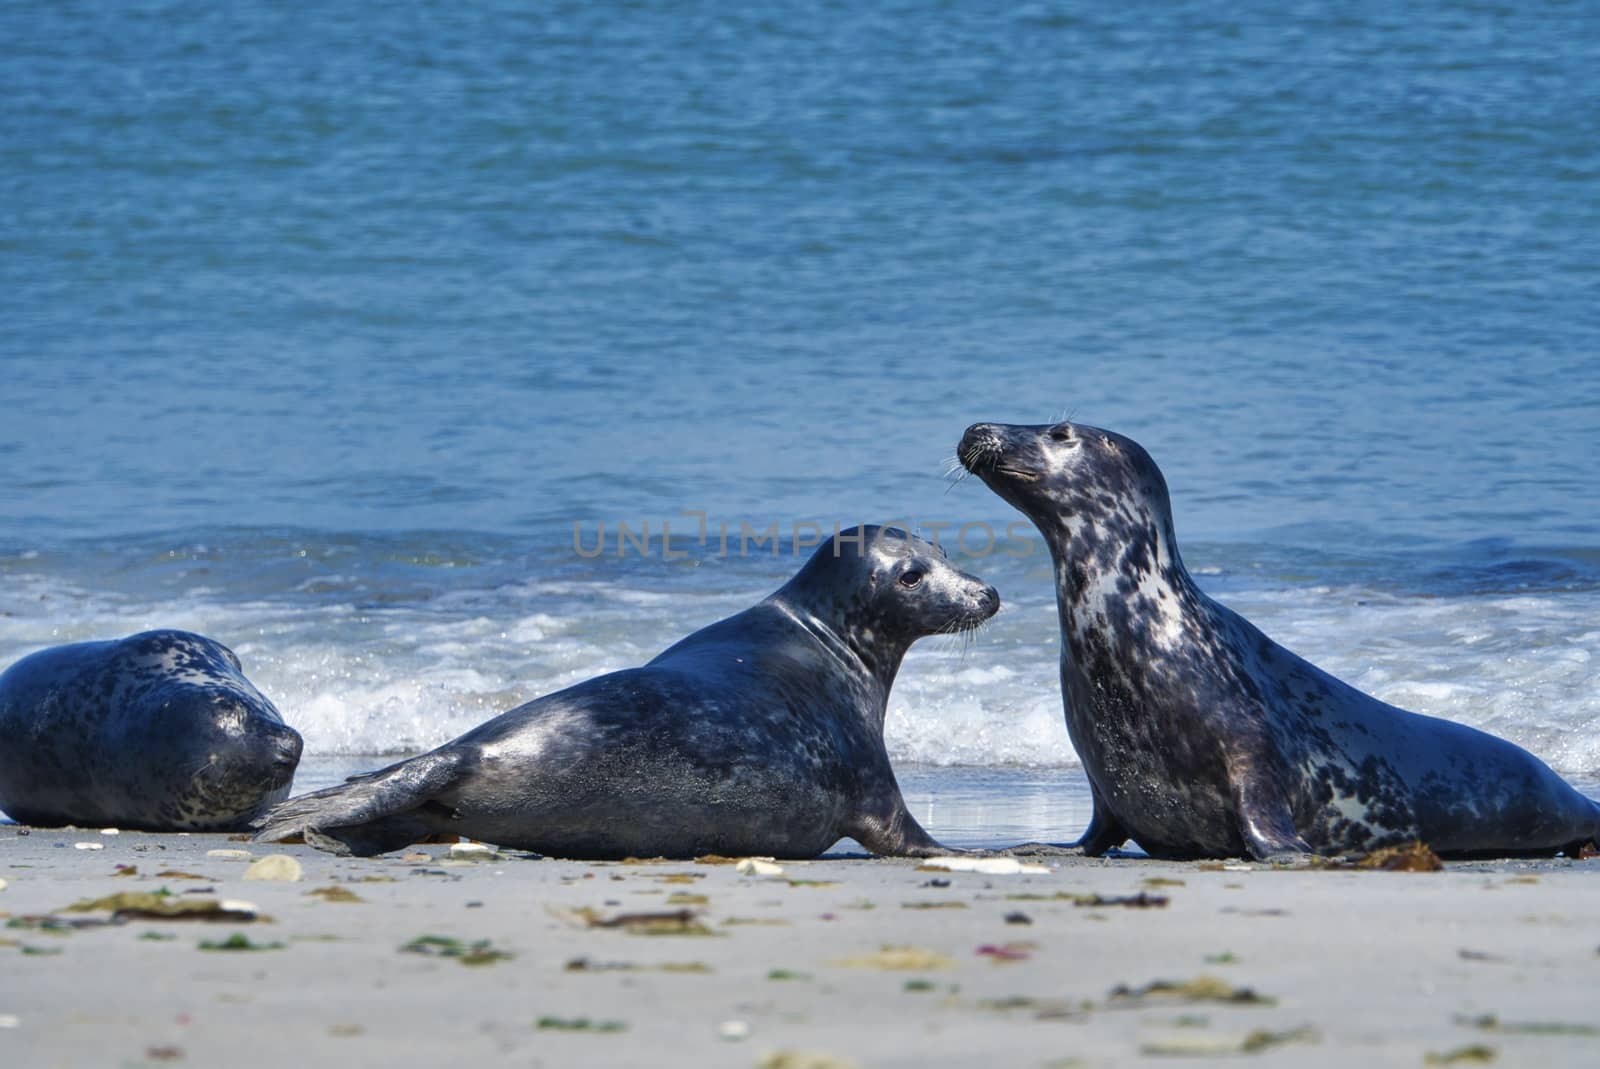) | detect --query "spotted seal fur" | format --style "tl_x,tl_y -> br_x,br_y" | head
0,629 -> 303,830
256,526 -> 998,859
960,419 -> 1600,860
